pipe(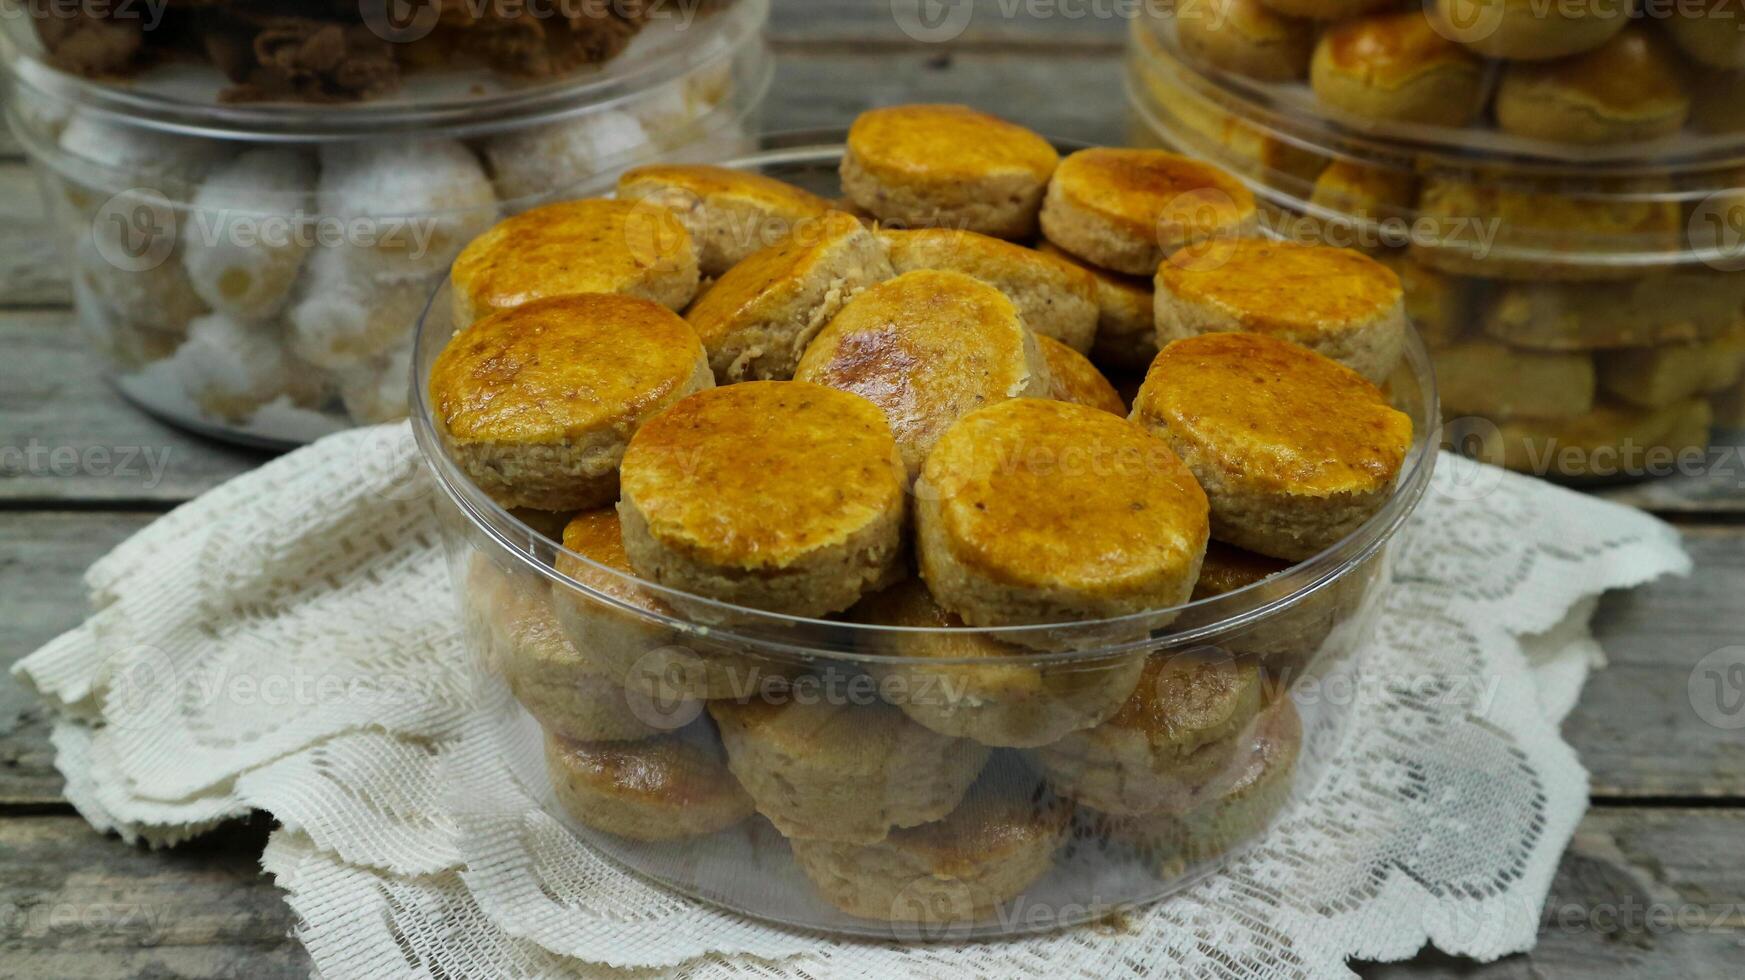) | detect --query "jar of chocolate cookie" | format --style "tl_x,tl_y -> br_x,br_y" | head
2,0 -> 769,445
